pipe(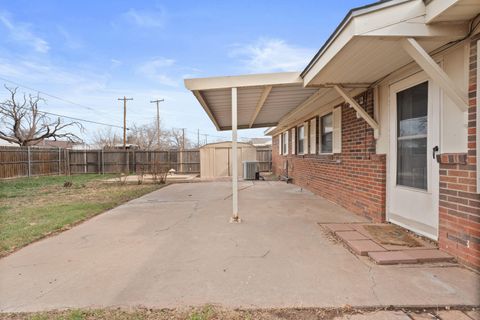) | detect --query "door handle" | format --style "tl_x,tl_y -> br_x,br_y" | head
433,146 -> 439,159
